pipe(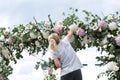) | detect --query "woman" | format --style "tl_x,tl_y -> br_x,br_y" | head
48,30 -> 83,80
